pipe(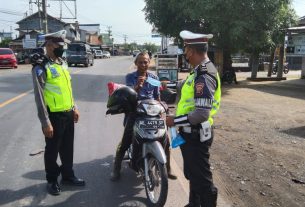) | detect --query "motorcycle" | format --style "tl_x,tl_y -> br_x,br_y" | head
106,86 -> 168,207
272,62 -> 289,75
221,68 -> 238,84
